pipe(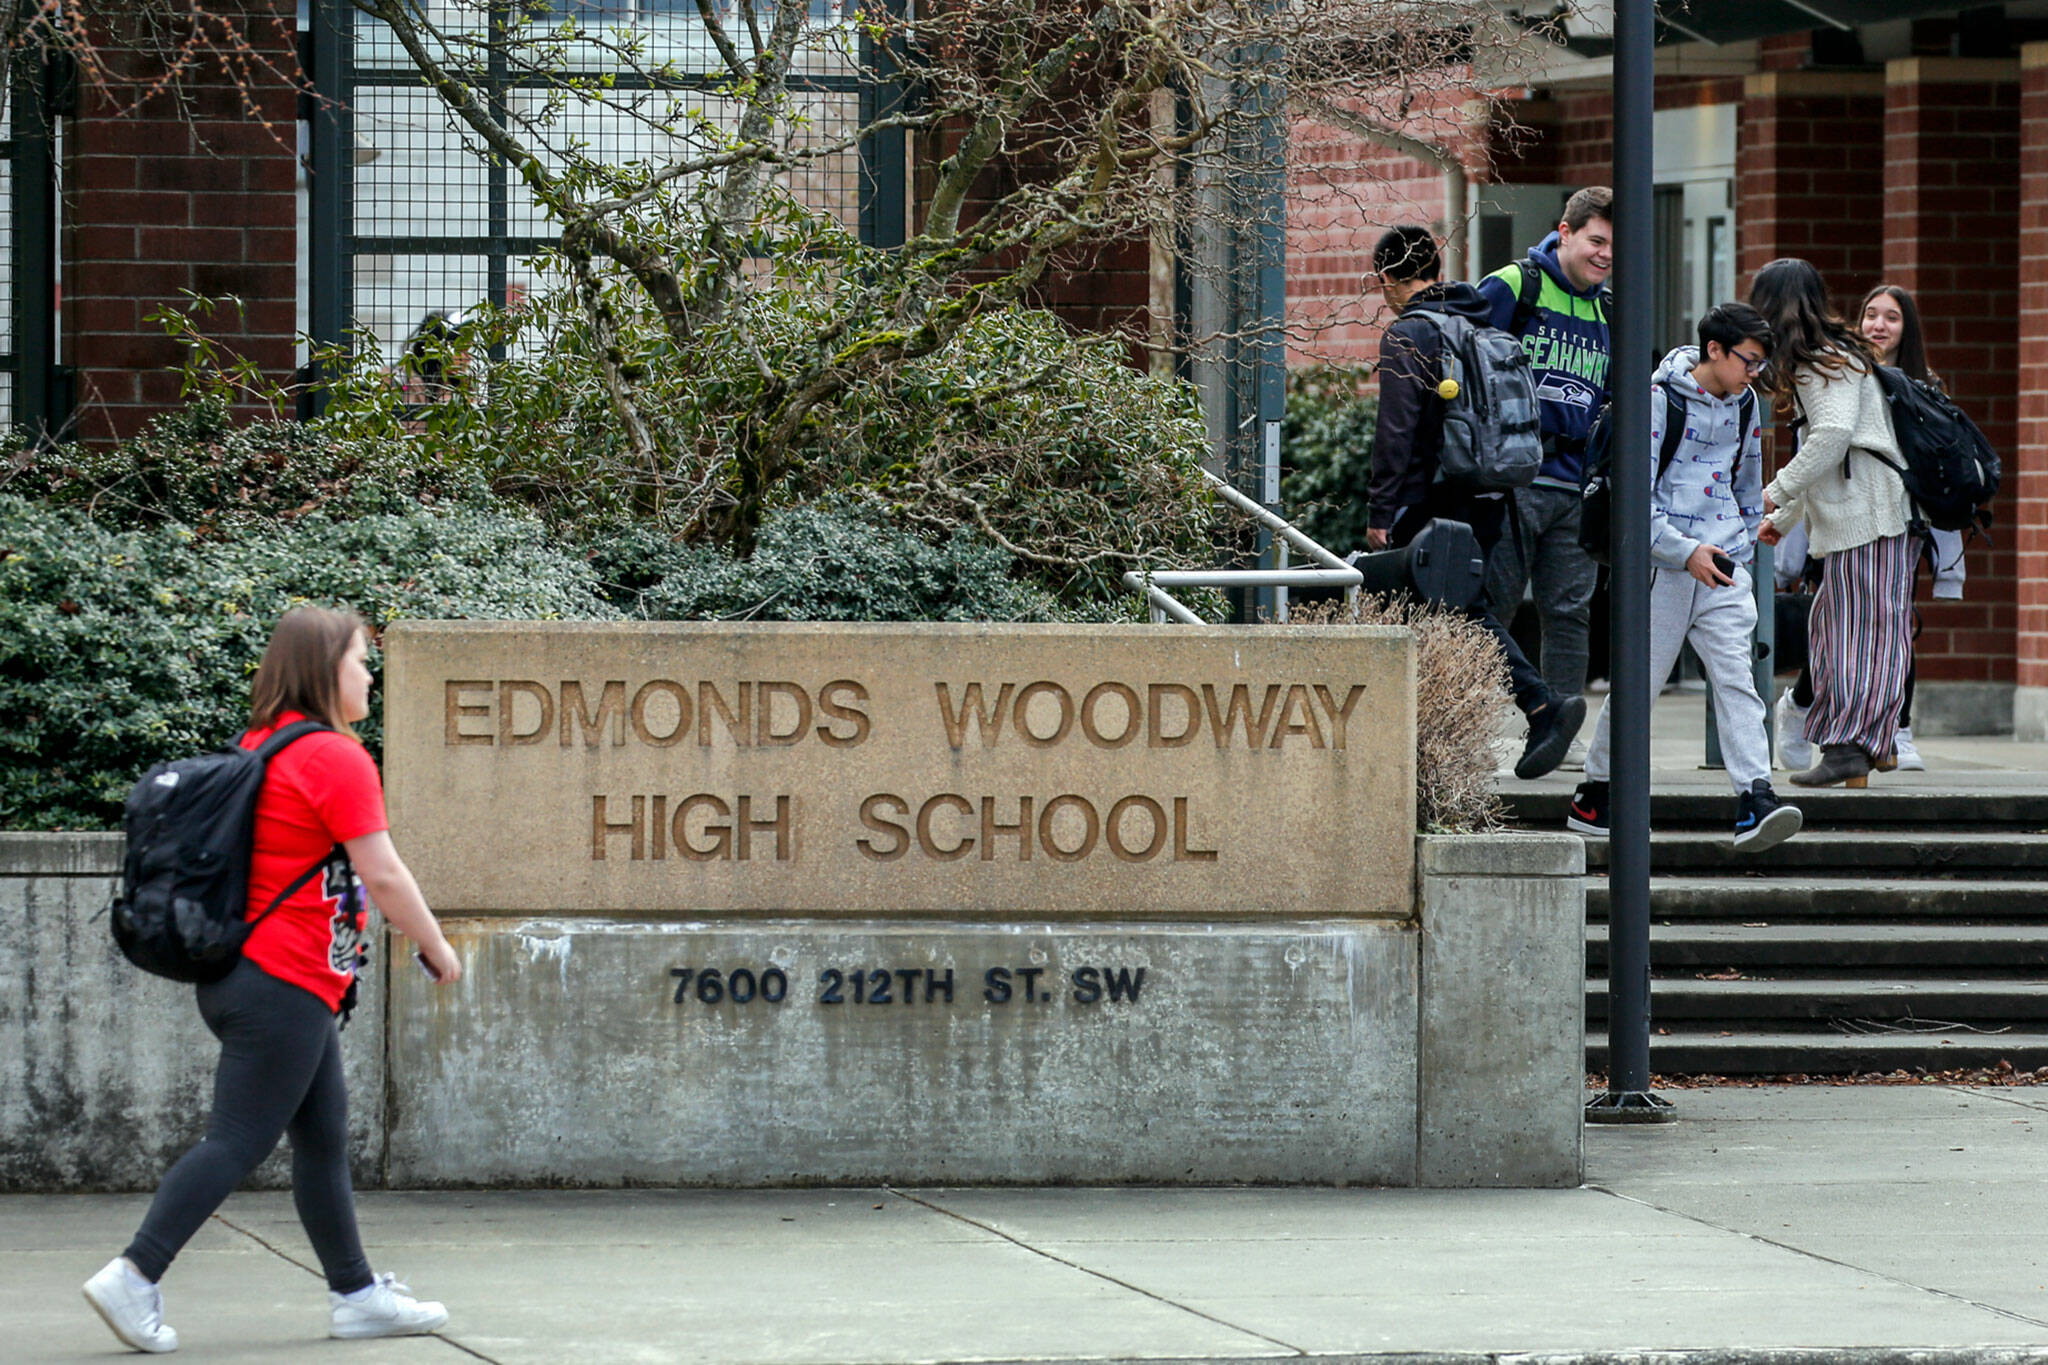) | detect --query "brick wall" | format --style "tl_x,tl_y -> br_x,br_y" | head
1735,72 -> 1886,291
917,112 -> 1154,363
1287,114 -> 1451,369
1884,59 -> 2022,687
1759,33 -> 1814,72
65,0 -> 300,442
2016,45 -> 2048,720
1028,239 -> 1153,353
1552,92 -> 1613,187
